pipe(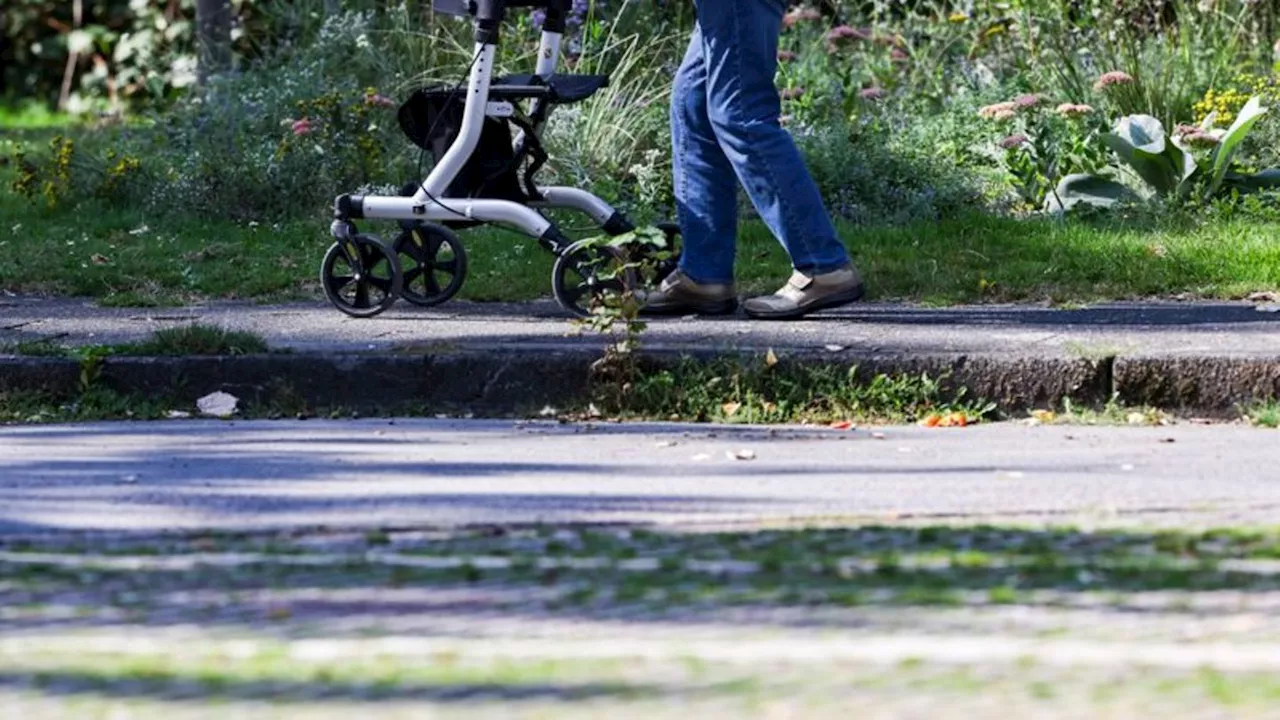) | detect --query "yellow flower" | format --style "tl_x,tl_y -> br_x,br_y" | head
948,11 -> 968,22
